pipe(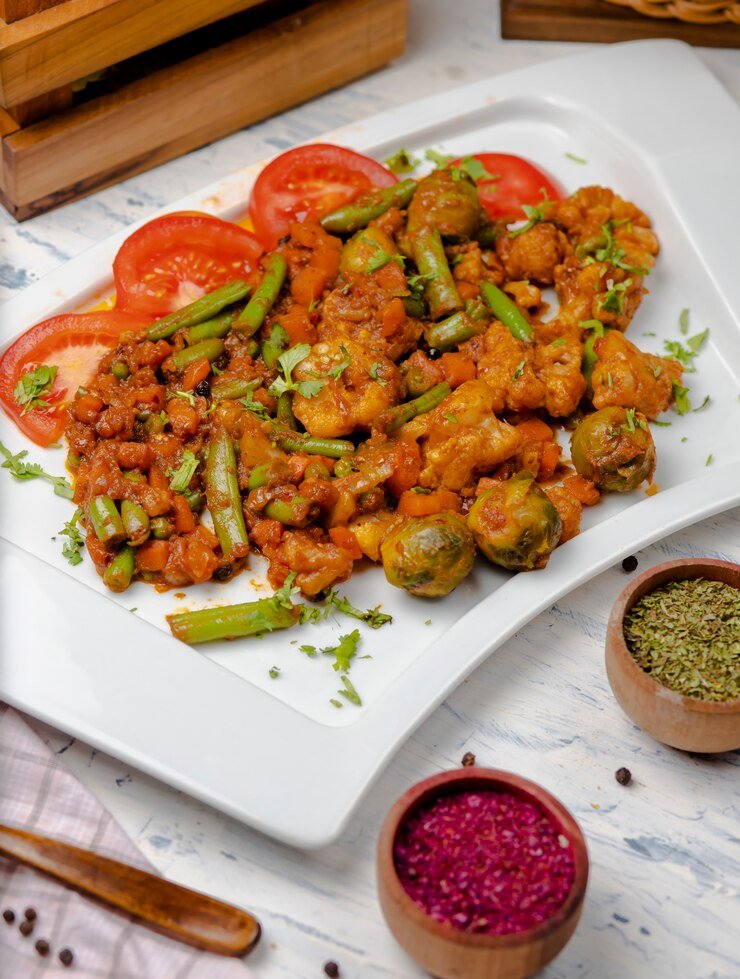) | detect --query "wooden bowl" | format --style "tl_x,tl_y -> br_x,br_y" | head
376,769 -> 589,979
605,558 -> 740,753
